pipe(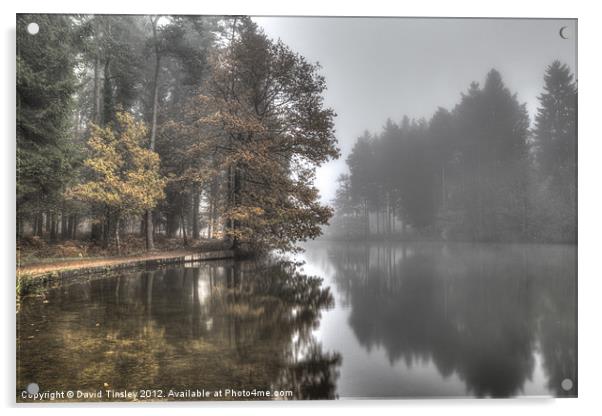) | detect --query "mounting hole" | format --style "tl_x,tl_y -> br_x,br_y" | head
561,378 -> 573,391
26,382 -> 39,394
27,22 -> 39,35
